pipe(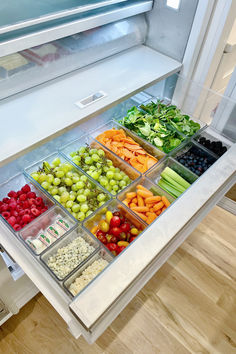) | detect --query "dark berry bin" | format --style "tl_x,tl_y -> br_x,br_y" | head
193,130 -> 231,158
